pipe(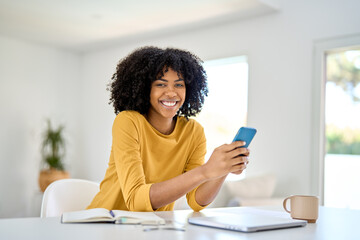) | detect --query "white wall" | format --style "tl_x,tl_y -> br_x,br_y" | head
0,36 -> 81,217
79,0 -> 360,198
